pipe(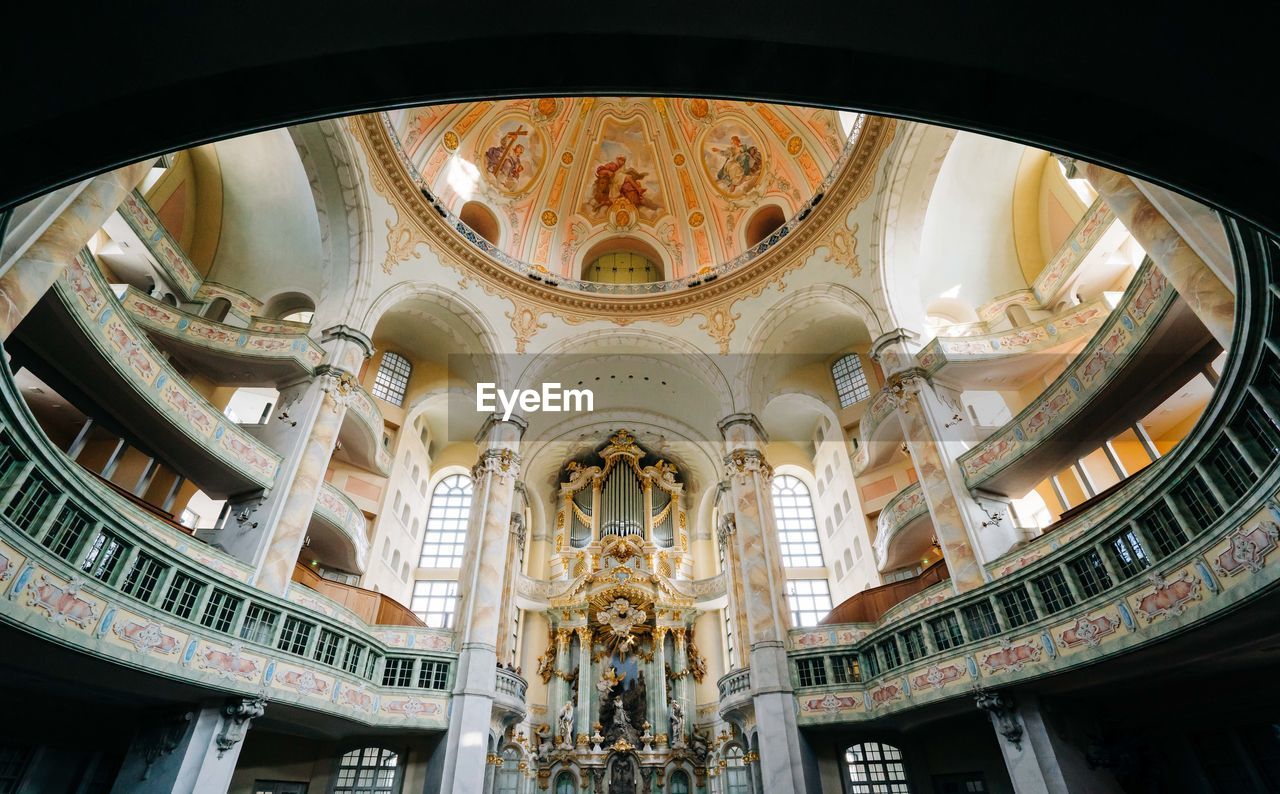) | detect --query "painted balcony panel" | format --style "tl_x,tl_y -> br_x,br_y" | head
121,287 -> 326,383
851,387 -> 904,474
338,383 -> 393,476
195,281 -> 264,326
1032,198 -> 1124,306
0,370 -> 456,729
958,261 -> 1218,495
310,481 -> 371,574
115,190 -> 203,300
23,251 -> 281,493
872,483 -> 933,572
916,297 -> 1111,388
